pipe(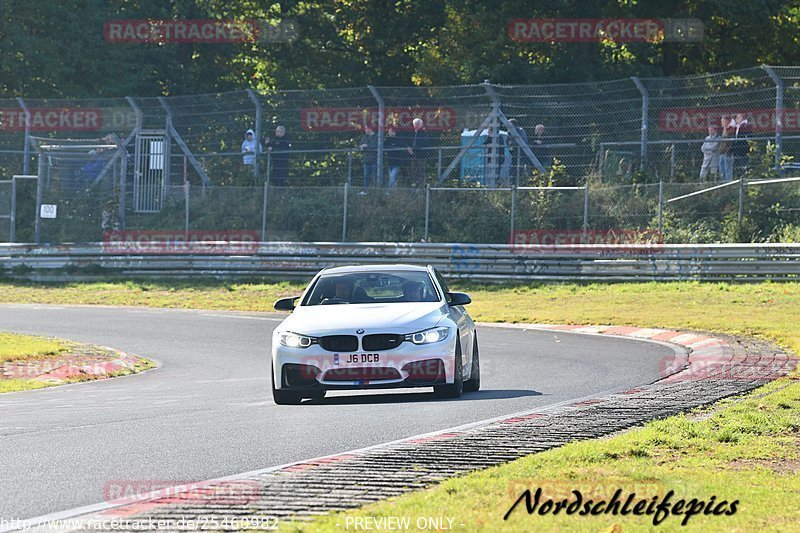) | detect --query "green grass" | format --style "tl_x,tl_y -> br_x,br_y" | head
0,379 -> 55,393
0,330 -> 154,393
0,332 -> 66,363
0,279 -> 302,312
0,332 -> 67,392
1,280 -> 799,530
